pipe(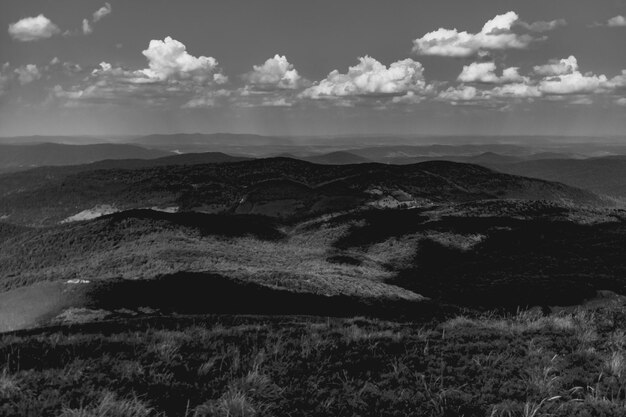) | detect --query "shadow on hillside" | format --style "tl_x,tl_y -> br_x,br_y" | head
83,272 -> 445,320
102,209 -> 285,240
393,217 -> 626,310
